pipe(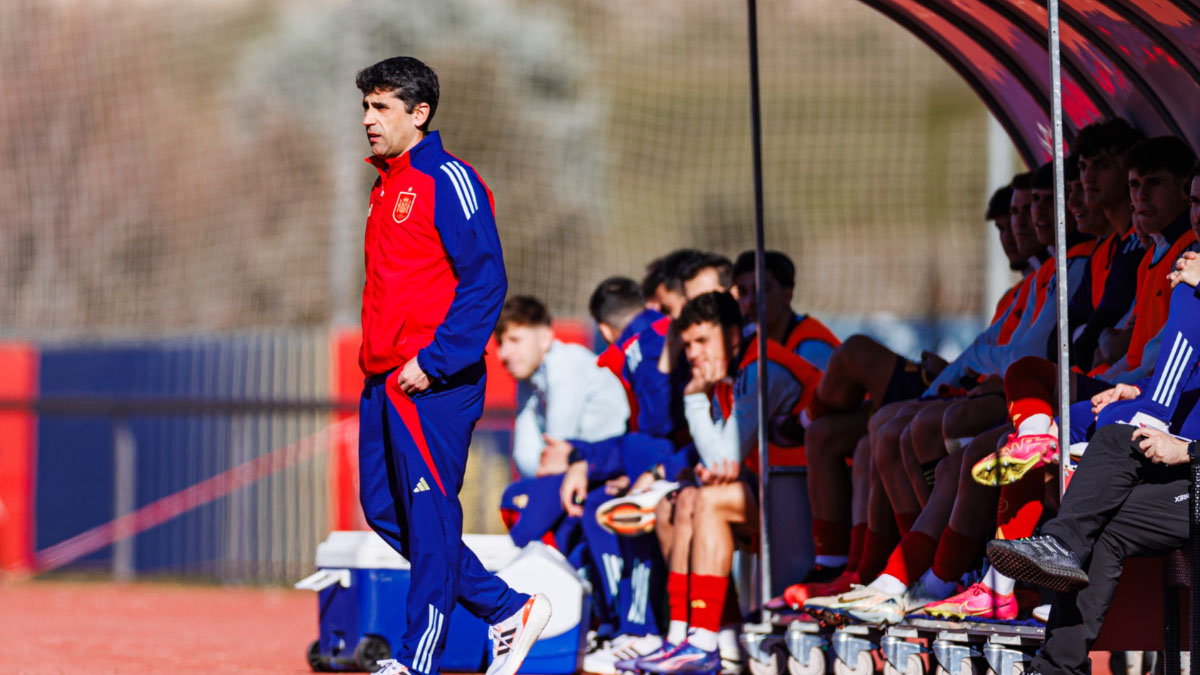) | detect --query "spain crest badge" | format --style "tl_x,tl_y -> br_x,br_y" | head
393,191 -> 416,223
